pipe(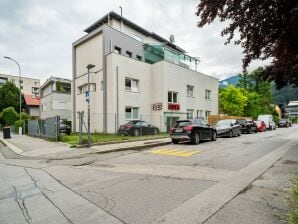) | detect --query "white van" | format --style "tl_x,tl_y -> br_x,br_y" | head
257,114 -> 276,130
